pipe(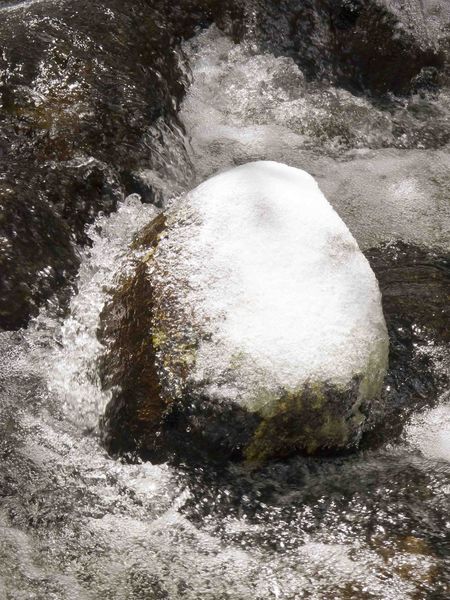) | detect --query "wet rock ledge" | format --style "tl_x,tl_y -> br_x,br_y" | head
0,0 -> 244,329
